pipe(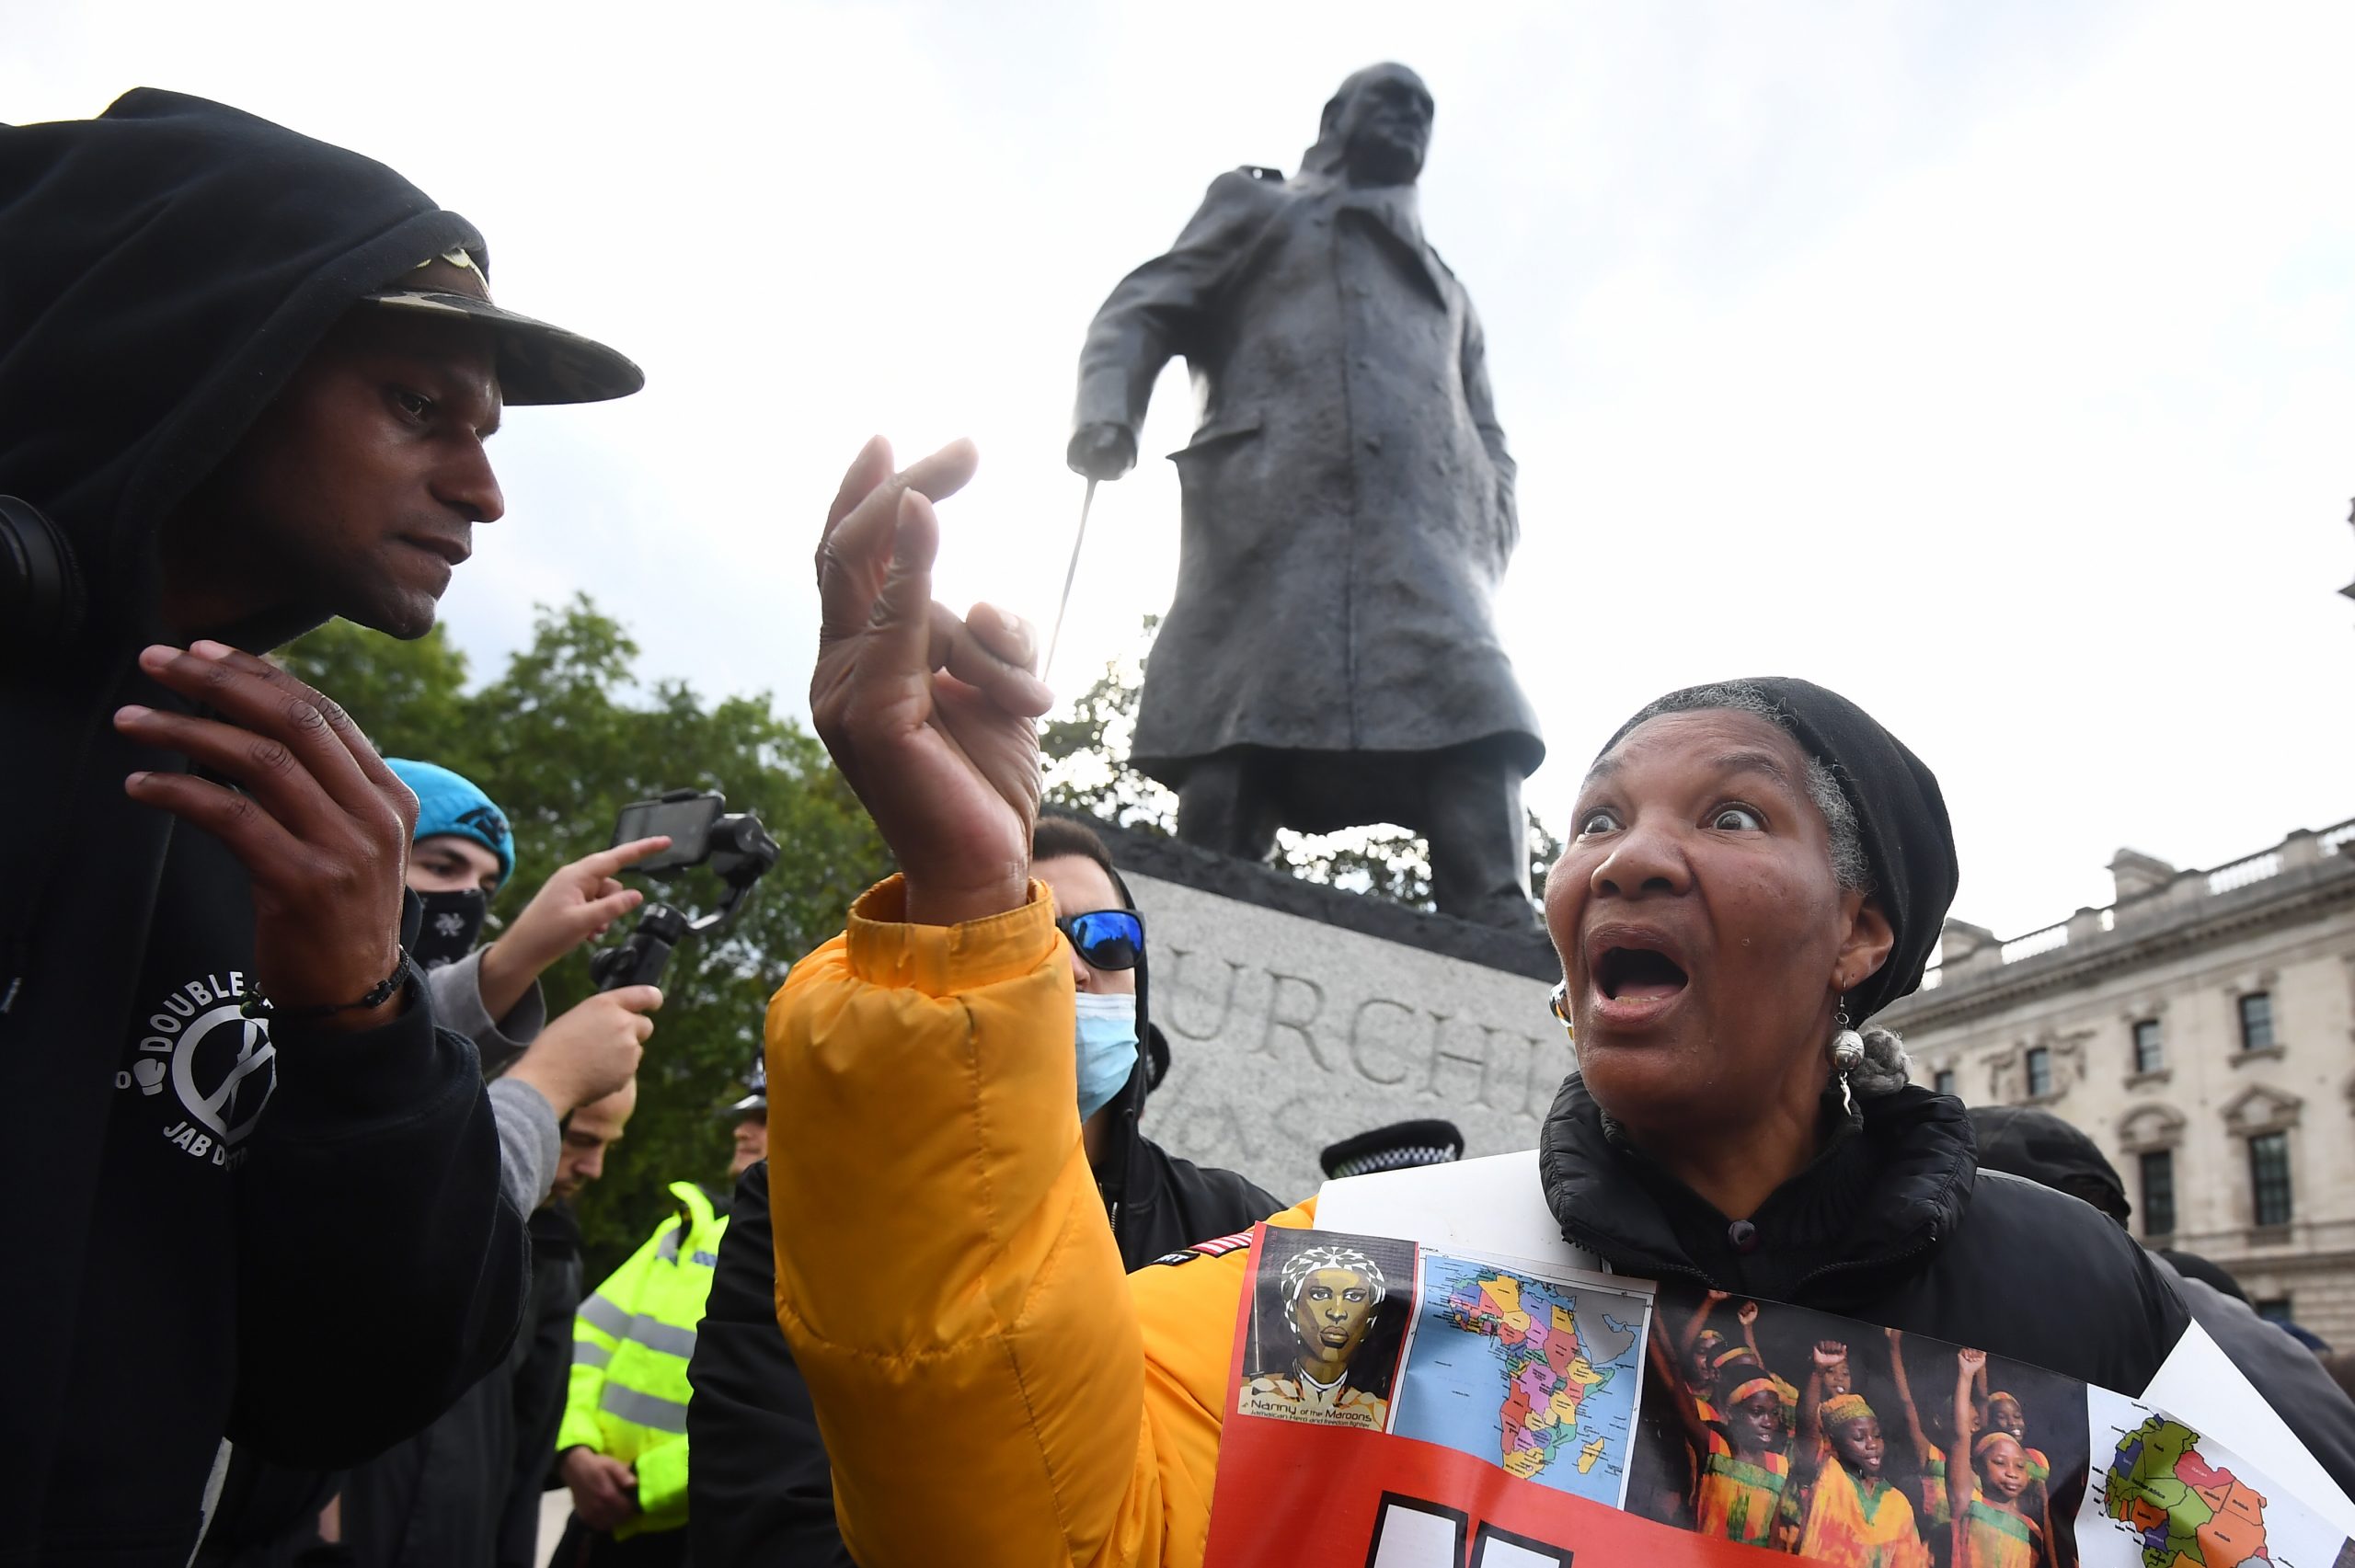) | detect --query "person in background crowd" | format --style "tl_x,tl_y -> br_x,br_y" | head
500,1082 -> 637,1568
329,764 -> 662,1568
1967,1104 -> 2355,1493
725,1062 -> 768,1176
550,1084 -> 638,1205
0,89 -> 638,1561
685,815 -> 1281,1567
389,759 -> 668,1213
554,1136 -> 737,1565
1317,1118 -> 1464,1181
760,432 -> 2192,1564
